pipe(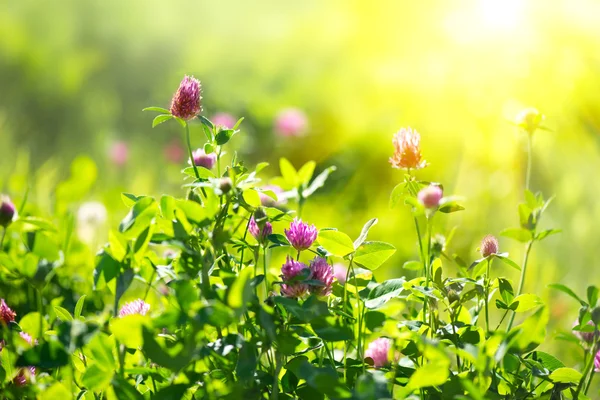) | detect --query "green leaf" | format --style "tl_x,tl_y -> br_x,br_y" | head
501,228 -> 533,243
438,199 -> 465,214
215,129 -> 236,145
142,106 -> 170,113
513,306 -> 549,352
509,294 -> 543,312
354,218 -> 378,249
297,161 -> 316,186
549,283 -> 586,306
82,364 -> 114,392
112,376 -> 145,400
588,286 -> 599,307
303,166 -> 337,198
16,340 -> 70,368
228,266 -> 254,314
119,197 -> 158,235
549,367 -> 582,384
279,158 -> 298,188
364,311 -> 386,331
389,182 -> 408,209
536,229 -> 561,241
54,306 -> 73,322
242,189 -> 262,208
353,241 -> 396,271
407,363 -> 449,390
236,341 -> 257,381
317,230 -> 355,257
365,278 -> 405,309
495,255 -> 521,271
403,260 -> 422,271
311,317 -> 353,341
532,351 -> 565,371
152,114 -> 173,128
151,384 -> 190,400
88,333 -> 116,370
19,312 -> 48,340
